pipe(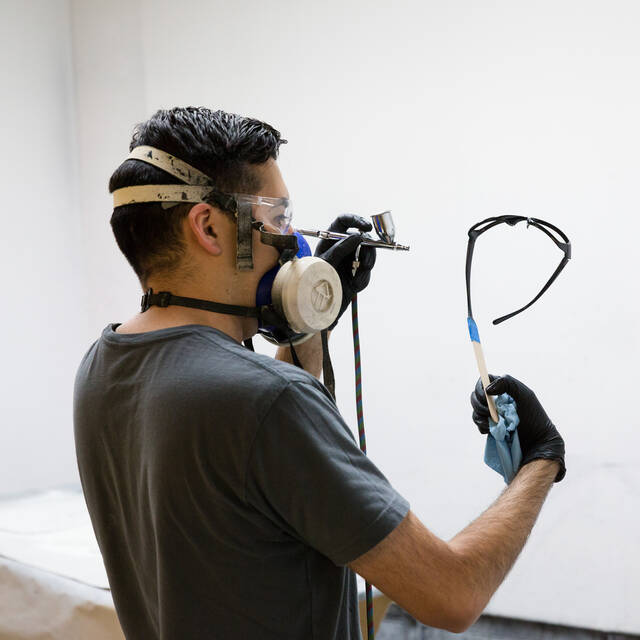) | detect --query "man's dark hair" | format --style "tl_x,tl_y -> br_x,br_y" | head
109,107 -> 287,286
